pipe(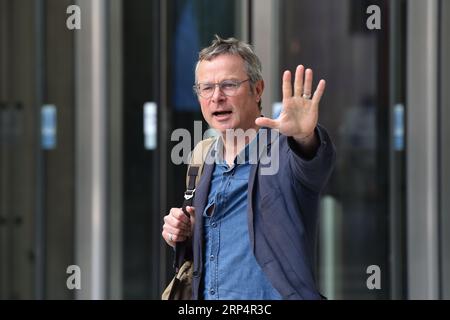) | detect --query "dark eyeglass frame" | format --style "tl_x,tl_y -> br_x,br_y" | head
193,79 -> 250,98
